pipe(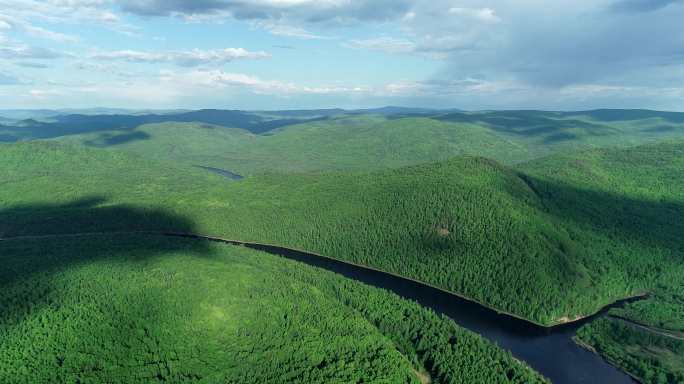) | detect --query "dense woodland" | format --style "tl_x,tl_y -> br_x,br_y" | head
0,234 -> 544,383
610,293 -> 684,333
1,141 -> 682,327
1,115 -> 683,382
576,318 -> 684,384
47,110 -> 684,175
